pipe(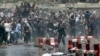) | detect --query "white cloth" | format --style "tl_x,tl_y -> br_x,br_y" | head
7,32 -> 10,40
4,23 -> 12,32
54,23 -> 58,27
52,52 -> 64,55
0,12 -> 4,17
42,53 -> 51,56
76,17 -> 79,22
51,38 -> 55,45
92,10 -> 96,14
